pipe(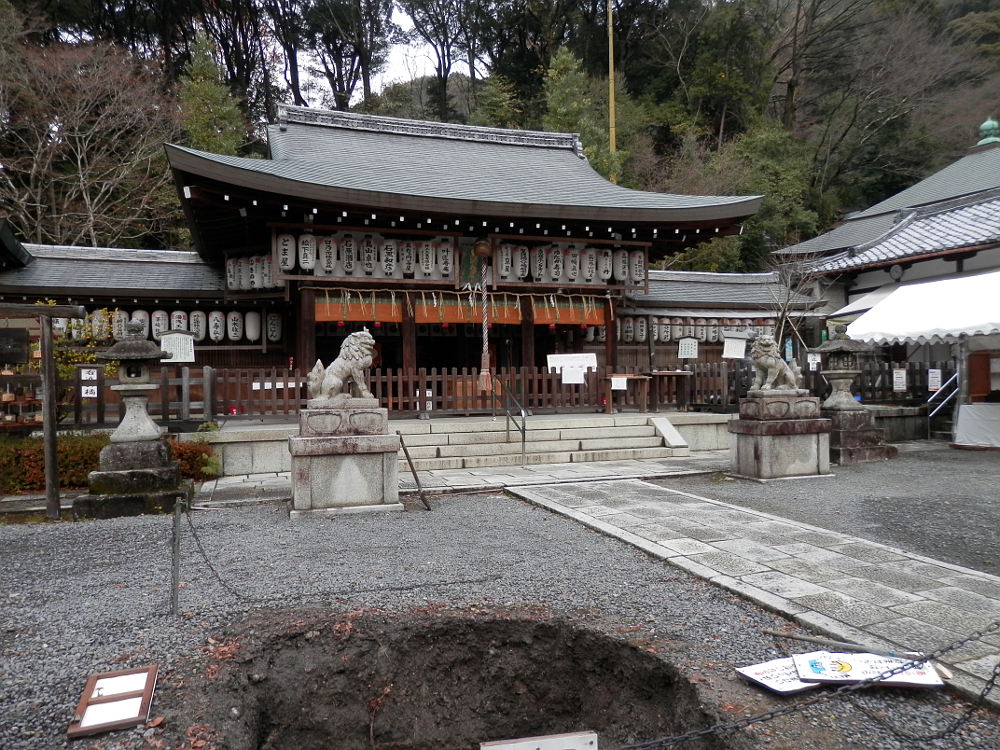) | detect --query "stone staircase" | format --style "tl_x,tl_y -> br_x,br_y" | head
183,412 -> 734,476
395,414 -> 692,471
